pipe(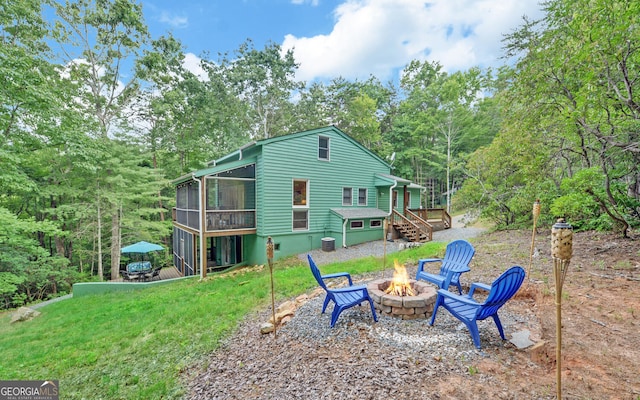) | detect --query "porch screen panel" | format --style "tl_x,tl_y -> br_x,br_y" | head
172,227 -> 194,276
183,232 -> 194,276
